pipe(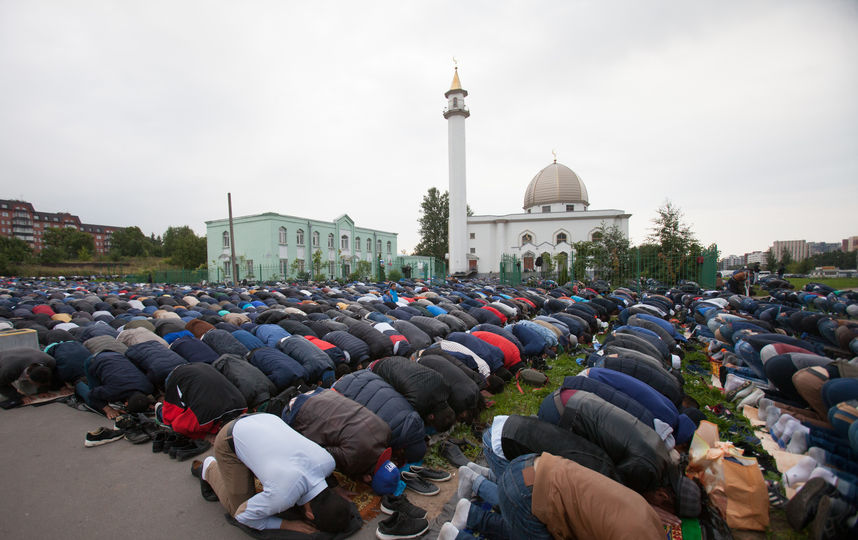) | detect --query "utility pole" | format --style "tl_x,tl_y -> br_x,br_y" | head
228,193 -> 238,284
